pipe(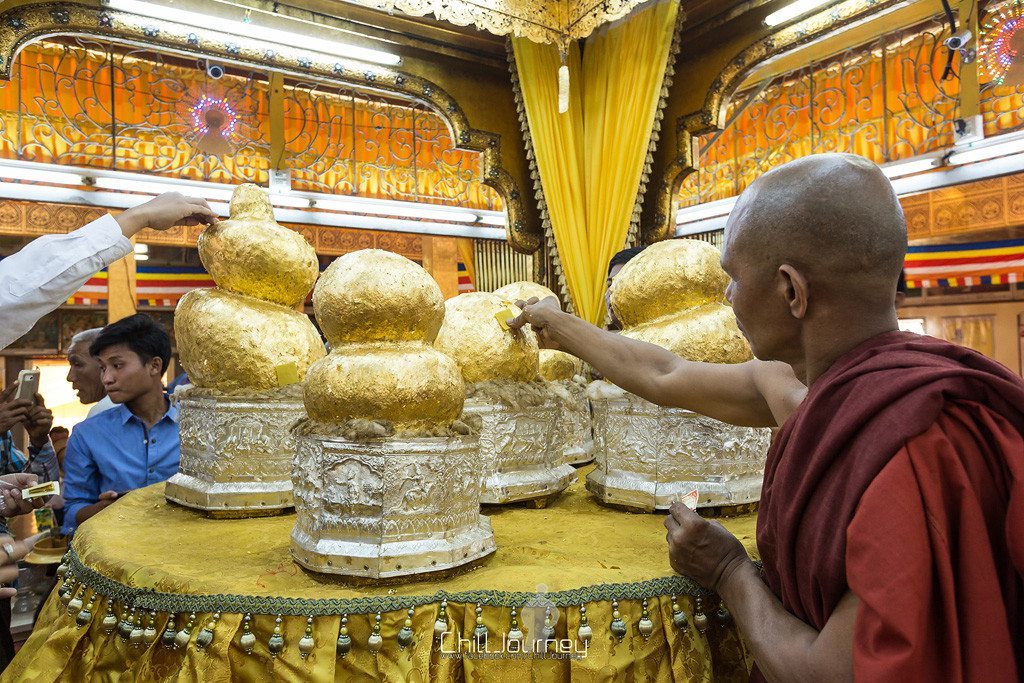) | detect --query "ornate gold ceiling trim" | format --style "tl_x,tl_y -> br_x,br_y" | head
0,1 -> 540,253
644,0 -> 908,243
336,0 -> 653,45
